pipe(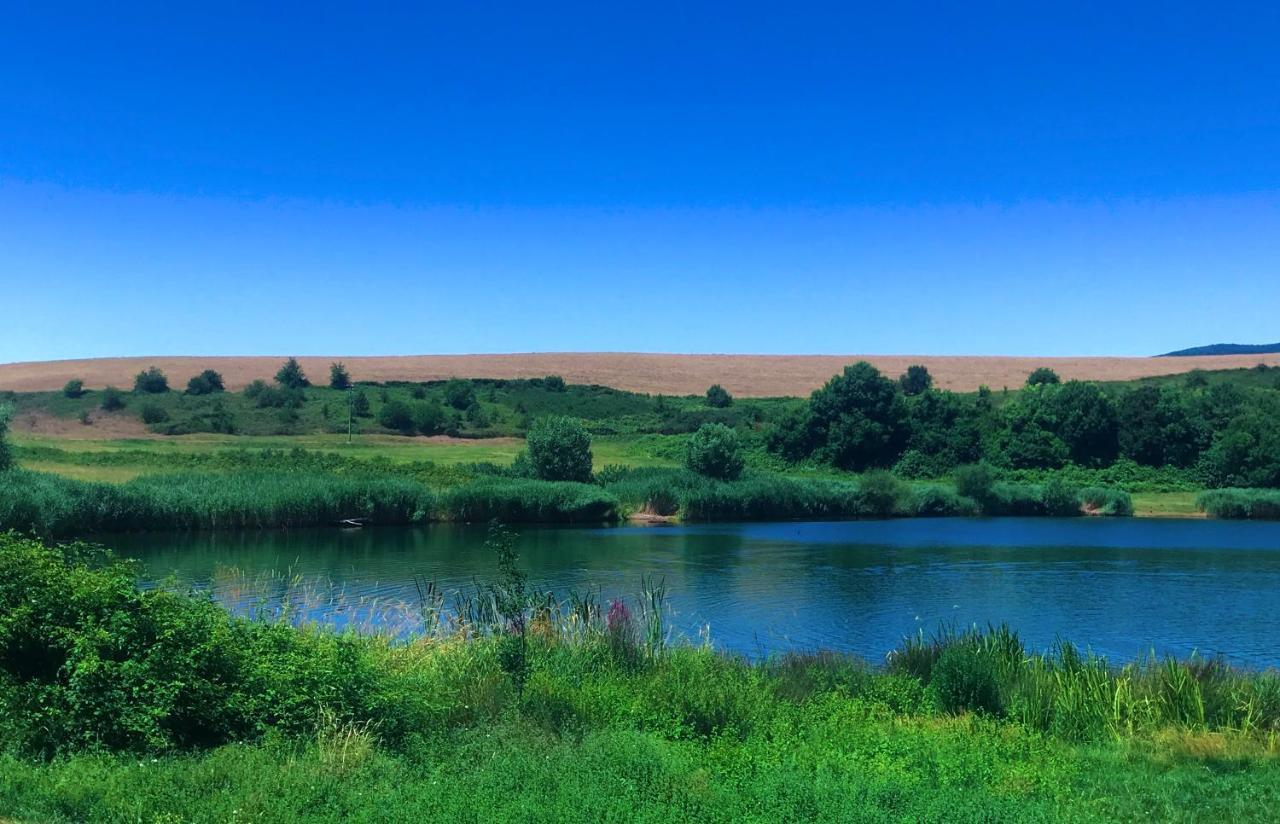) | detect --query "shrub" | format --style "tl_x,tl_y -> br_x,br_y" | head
413,402 -> 448,436
1039,477 -> 1081,516
185,369 -> 225,395
443,378 -> 476,410
931,643 -> 1005,716
1197,488 -> 1280,520
329,362 -> 351,390
954,463 -> 997,505
378,400 -> 416,434
526,416 -> 593,482
275,358 -> 310,389
685,423 -> 745,480
133,367 -> 169,394
705,384 -> 733,408
62,379 -> 85,398
855,470 -> 909,517
140,404 -> 170,425
410,385 -> 427,399
100,387 -> 126,411
899,364 -> 932,396
913,485 -> 979,517
1079,487 -> 1134,516
543,375 -> 566,392
1026,367 -> 1061,387
0,404 -> 12,471
352,390 -> 371,417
